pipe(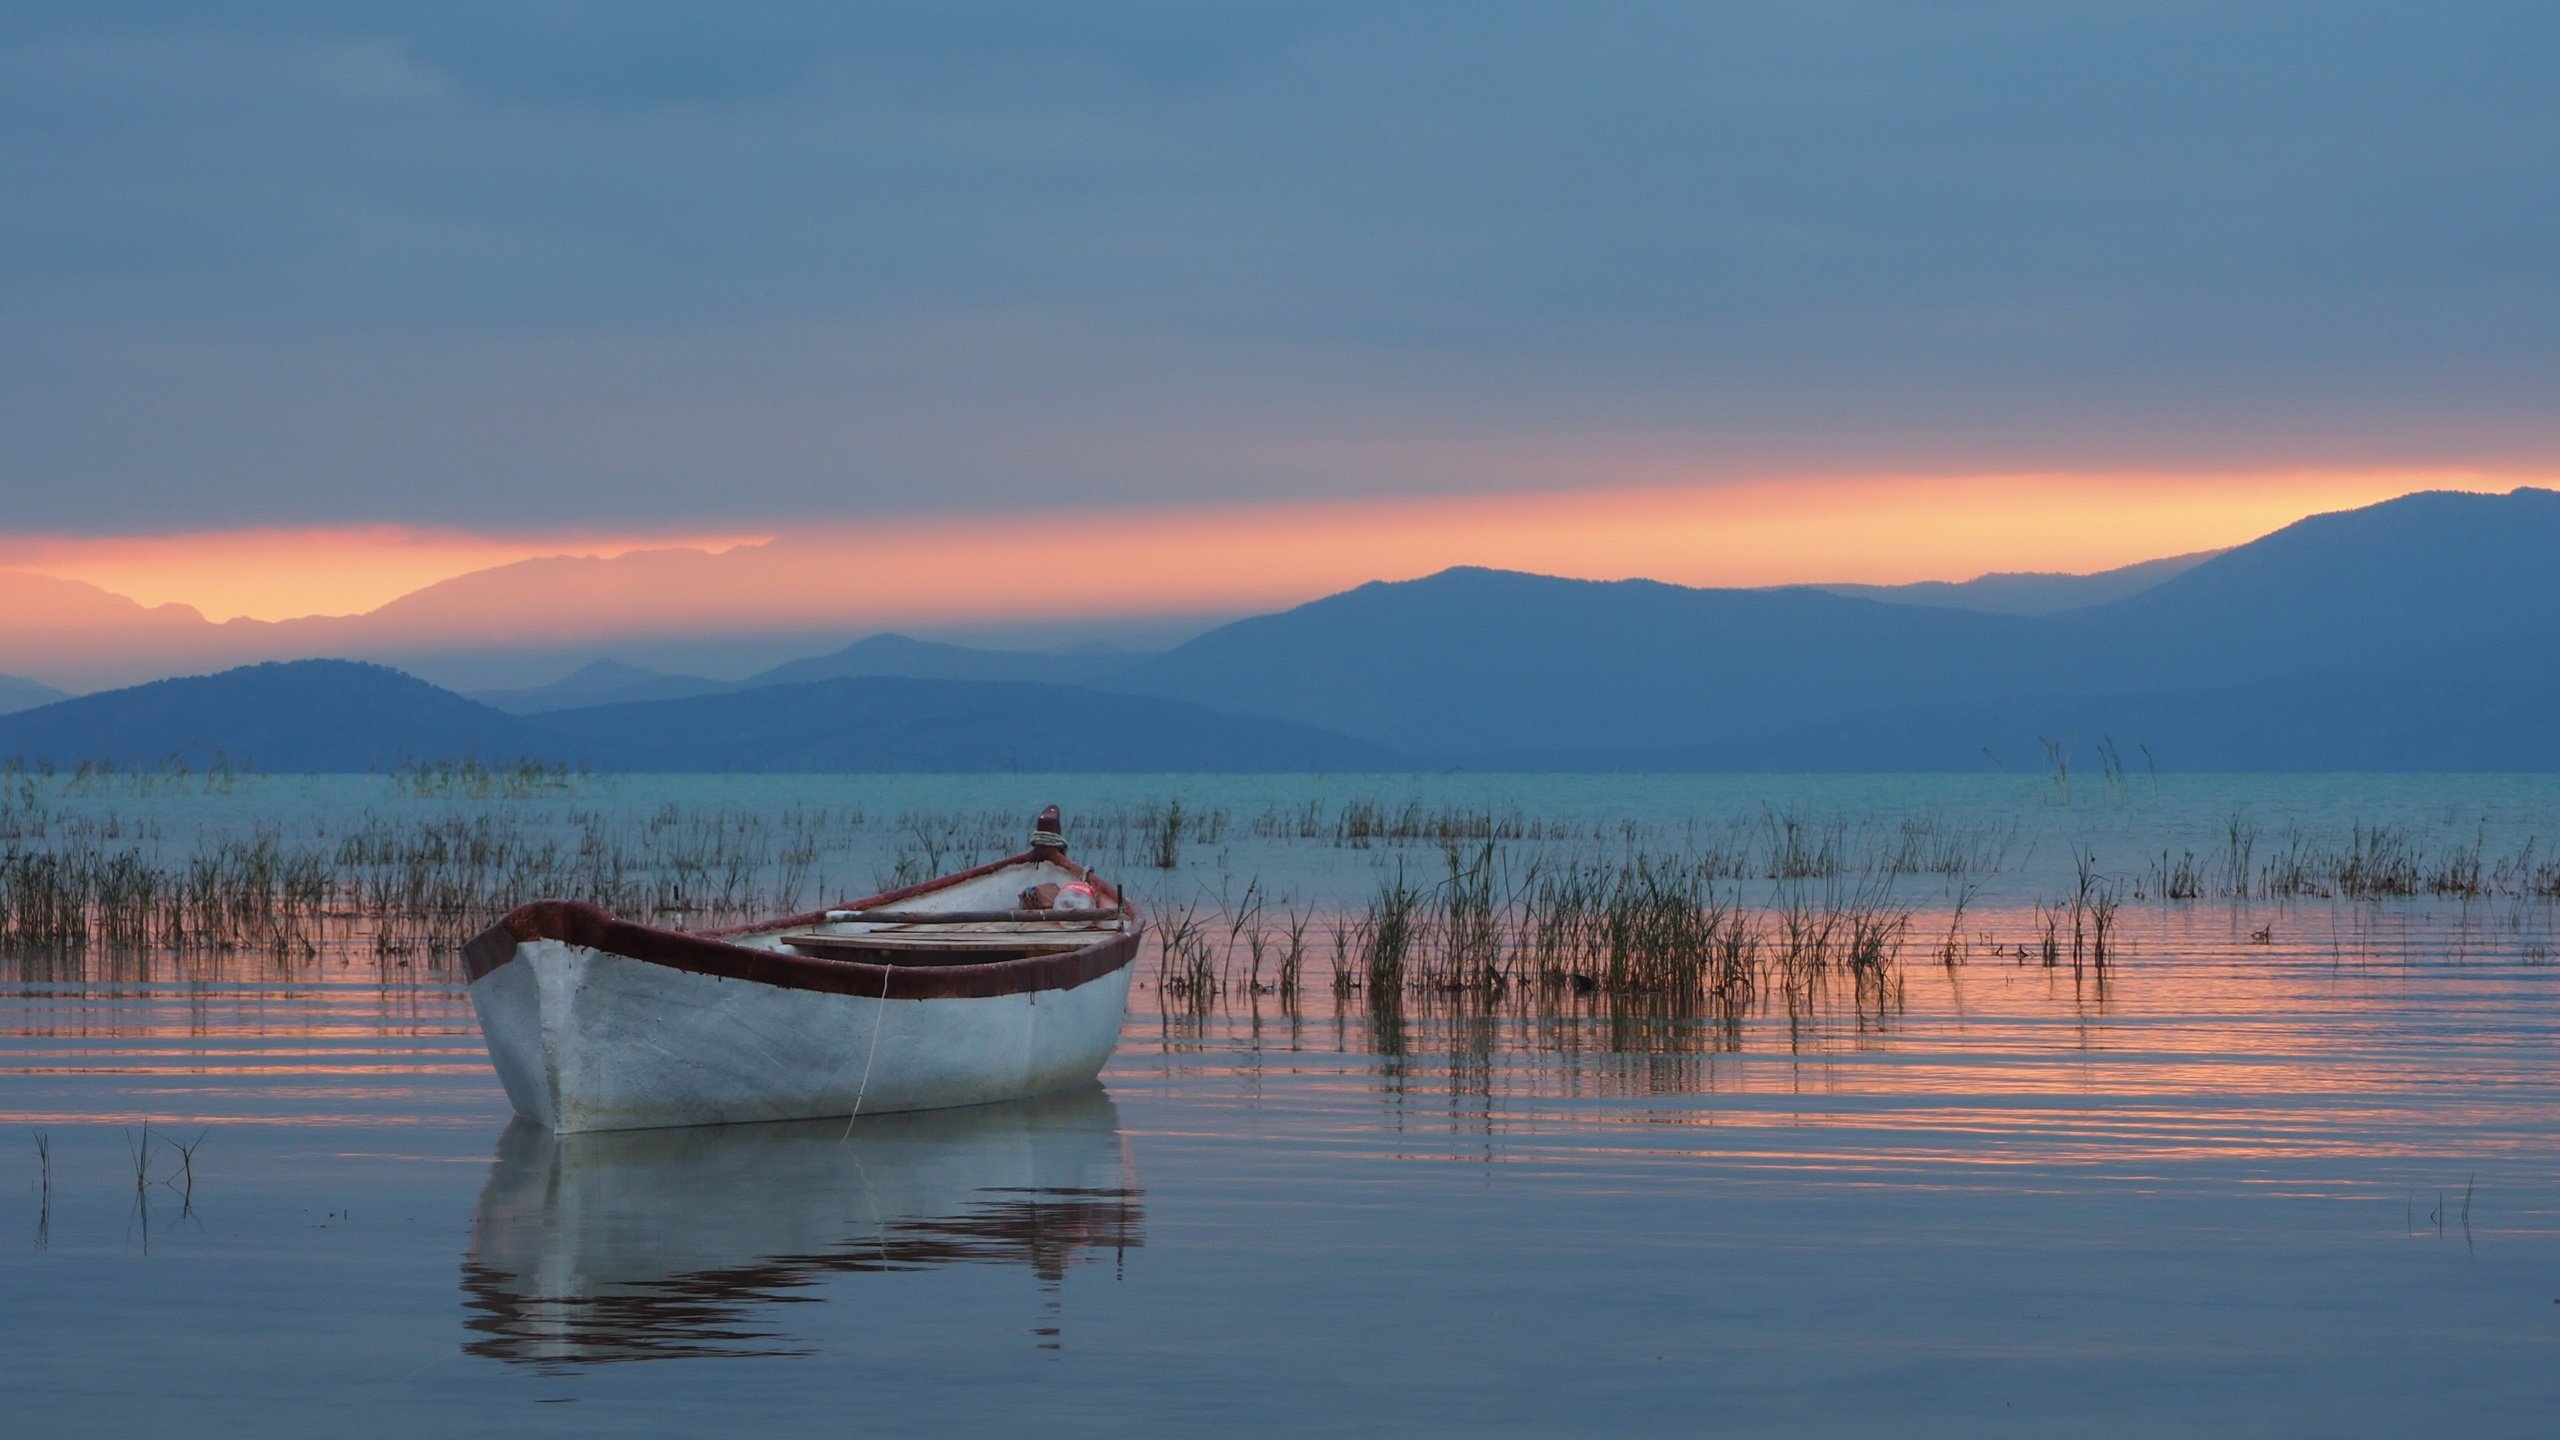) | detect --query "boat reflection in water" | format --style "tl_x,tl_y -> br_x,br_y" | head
460,1086 -> 1140,1367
